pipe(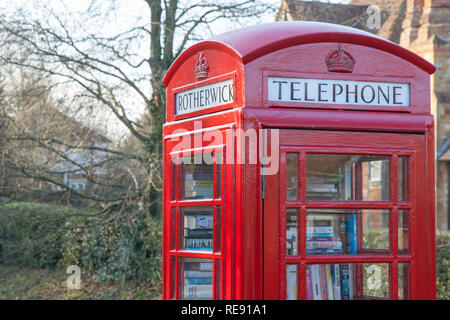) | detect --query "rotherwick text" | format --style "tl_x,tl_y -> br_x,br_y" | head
268,77 -> 410,107
175,78 -> 234,115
